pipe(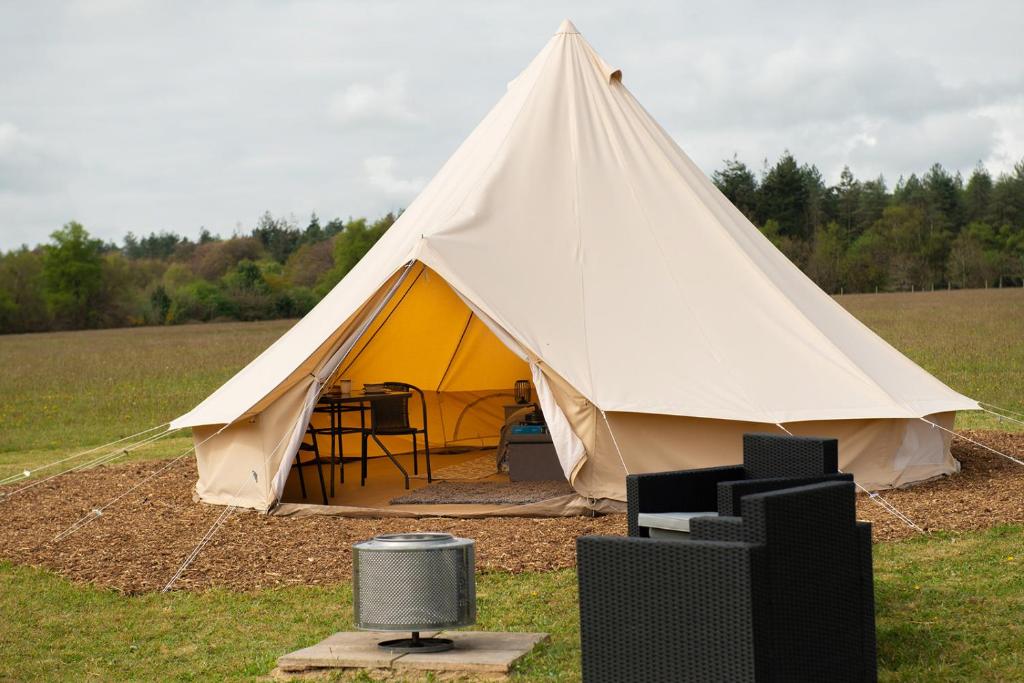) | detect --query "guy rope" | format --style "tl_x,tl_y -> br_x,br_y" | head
0,422 -> 170,487
919,415 -> 1024,468
775,422 -> 924,532
48,423 -> 233,542
1,425 -> 182,503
